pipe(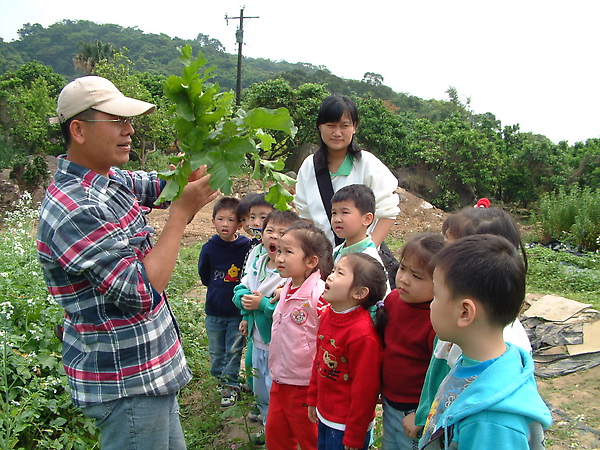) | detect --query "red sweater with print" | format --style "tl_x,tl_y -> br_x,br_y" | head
381,289 -> 436,405
307,306 -> 383,449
